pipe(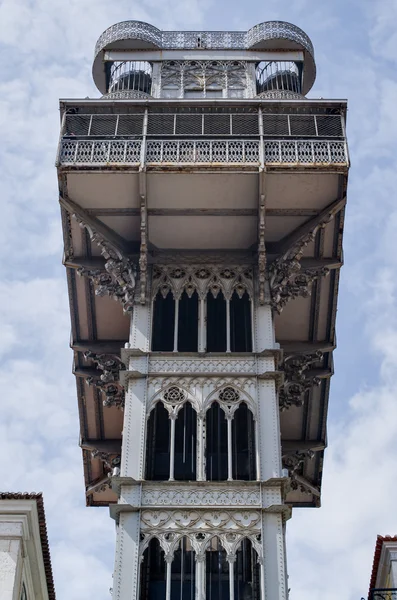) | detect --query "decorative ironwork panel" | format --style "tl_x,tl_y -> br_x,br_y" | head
369,591 -> 397,600
246,21 -> 314,58
142,485 -> 261,507
145,139 -> 259,164
58,140 -> 141,165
